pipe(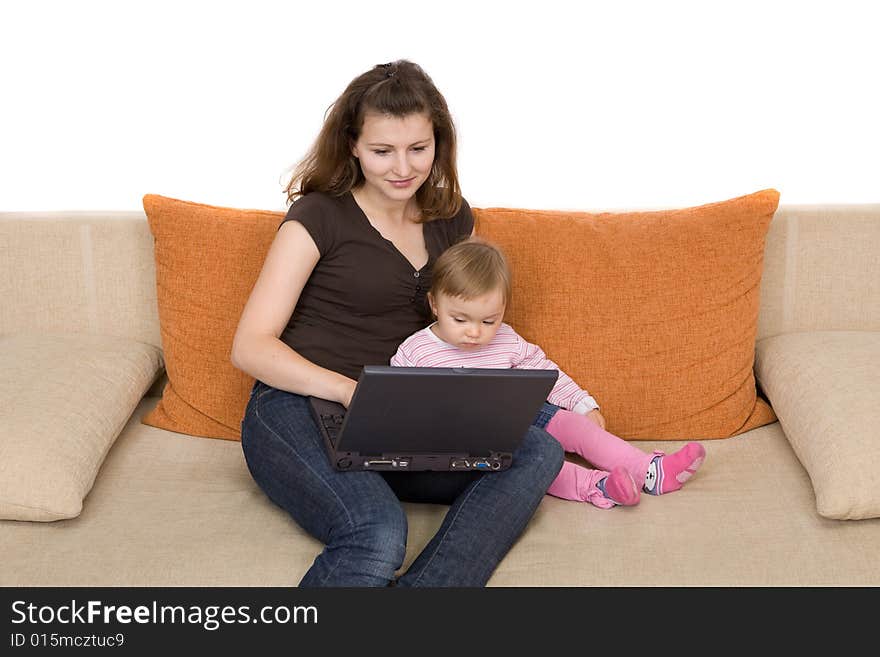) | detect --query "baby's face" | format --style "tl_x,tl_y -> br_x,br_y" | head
429,289 -> 506,350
